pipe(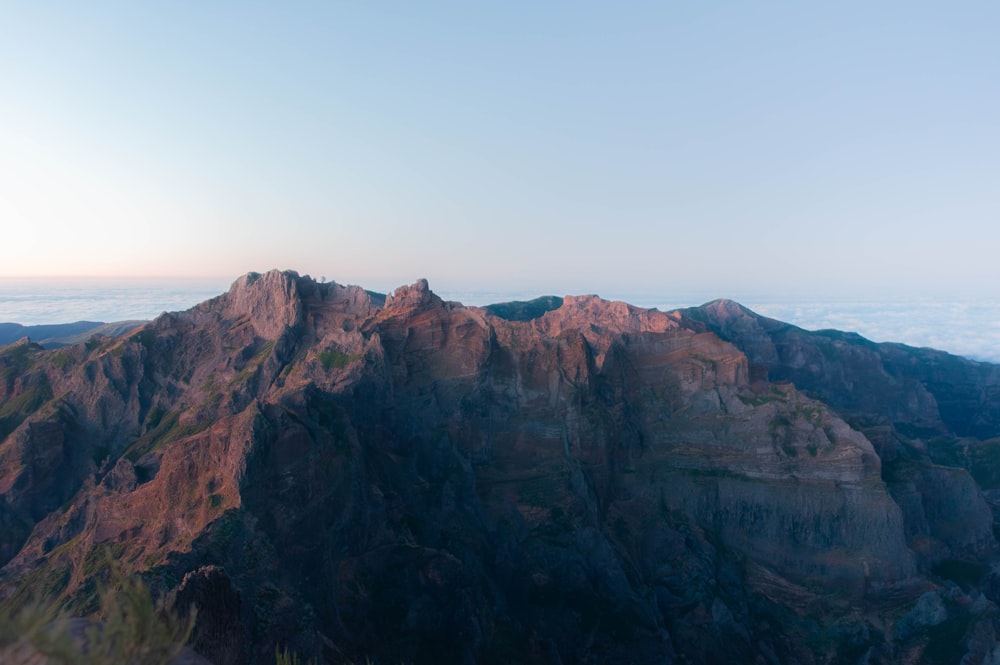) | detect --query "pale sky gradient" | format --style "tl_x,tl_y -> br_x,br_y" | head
1,2 -> 998,299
